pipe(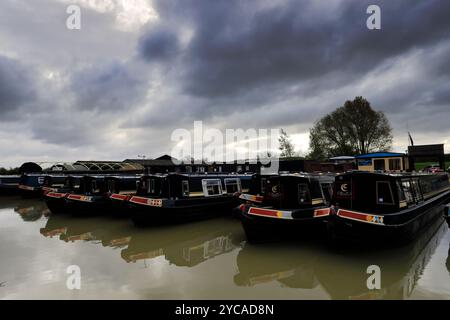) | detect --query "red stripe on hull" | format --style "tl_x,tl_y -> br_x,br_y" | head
314,208 -> 330,217
110,194 -> 128,201
248,207 -> 279,218
130,196 -> 149,205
